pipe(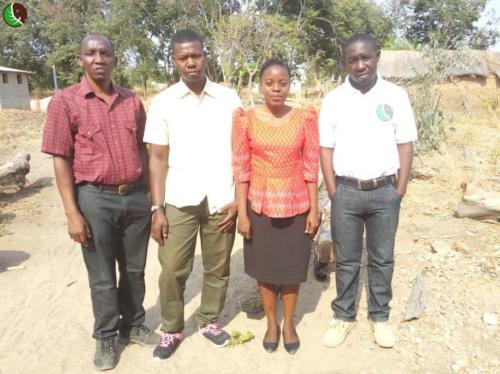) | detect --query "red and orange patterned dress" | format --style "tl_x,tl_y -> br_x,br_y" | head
232,106 -> 319,218
232,106 -> 319,284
